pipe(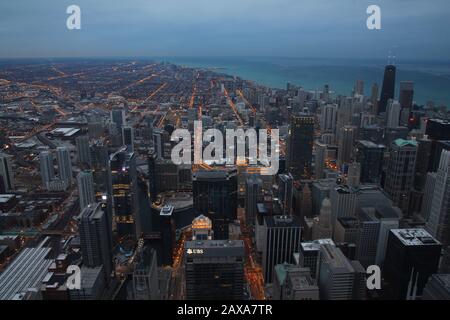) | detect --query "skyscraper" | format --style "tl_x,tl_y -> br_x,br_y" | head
108,147 -> 140,239
132,245 -> 159,300
192,169 -> 238,239
378,65 -> 396,114
77,171 -> 96,211
245,175 -> 262,226
185,240 -> 245,300
426,150 -> 450,247
386,99 -> 401,128
399,81 -> 414,109
320,104 -> 337,134
262,215 -> 301,283
75,135 -> 92,166
0,153 -> 14,192
318,244 -> 356,300
337,125 -> 356,166
383,229 -> 441,300
355,140 -> 385,184
384,139 -> 418,214
77,202 -> 113,279
287,114 -> 314,179
312,198 -> 333,240
330,185 -> 357,227
122,125 -> 134,152
278,173 -> 293,216
56,147 -> 73,188
39,151 -> 55,190
111,108 -> 125,131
